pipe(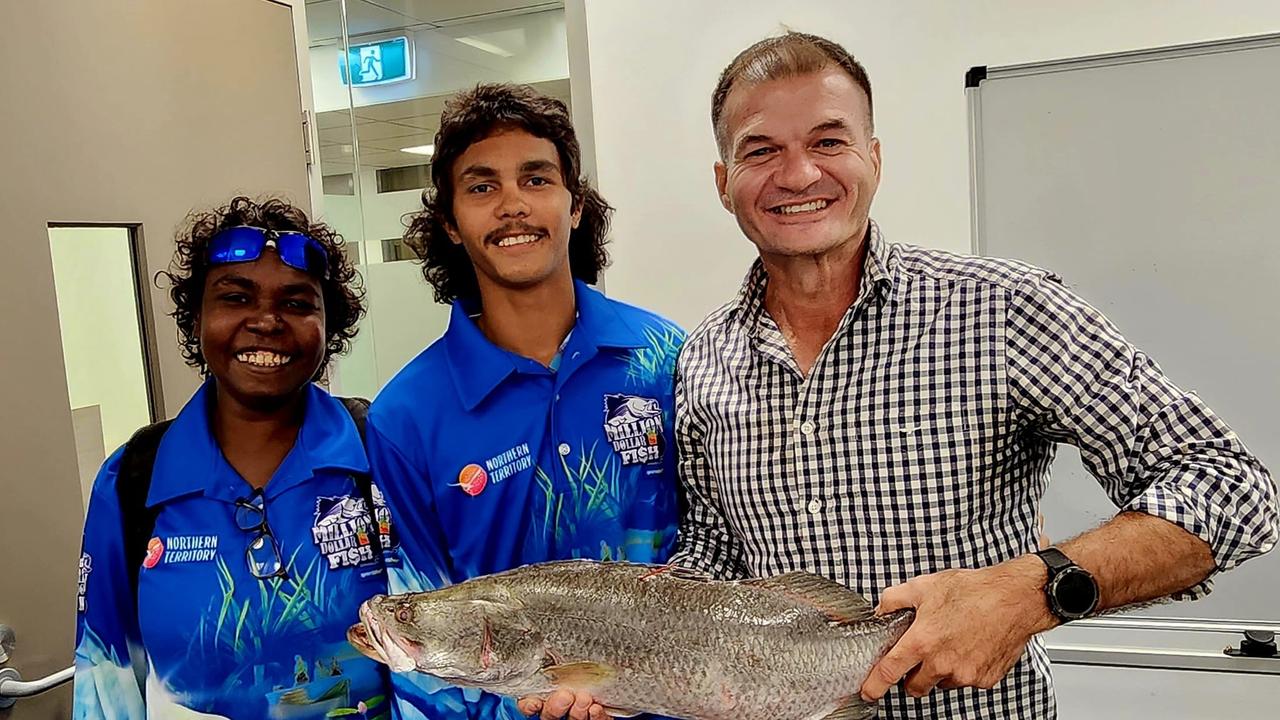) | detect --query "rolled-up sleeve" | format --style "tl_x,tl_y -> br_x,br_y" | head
1006,273 -> 1278,595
